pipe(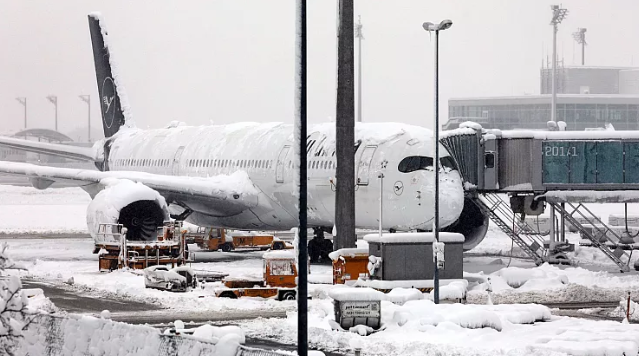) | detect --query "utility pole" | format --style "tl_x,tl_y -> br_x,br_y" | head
355,16 -> 364,122
335,0 -> 356,250
572,28 -> 587,66
550,5 -> 568,123
16,97 -> 27,129
79,95 -> 91,142
294,1 -> 308,356
46,95 -> 58,131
